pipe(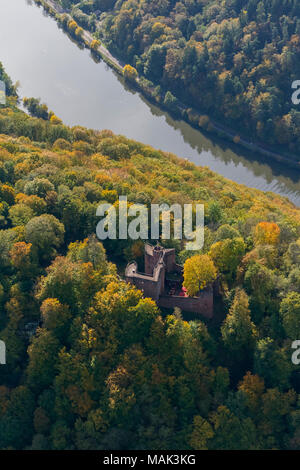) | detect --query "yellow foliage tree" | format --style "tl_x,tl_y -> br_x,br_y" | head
123,64 -> 138,82
183,254 -> 217,296
68,20 -> 78,34
151,22 -> 165,38
50,114 -> 62,125
75,27 -> 84,39
90,39 -> 101,51
254,222 -> 280,245
190,415 -> 214,450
